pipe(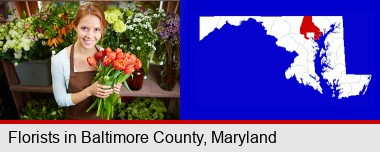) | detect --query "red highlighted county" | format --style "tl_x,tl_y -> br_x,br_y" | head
300,16 -> 322,40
